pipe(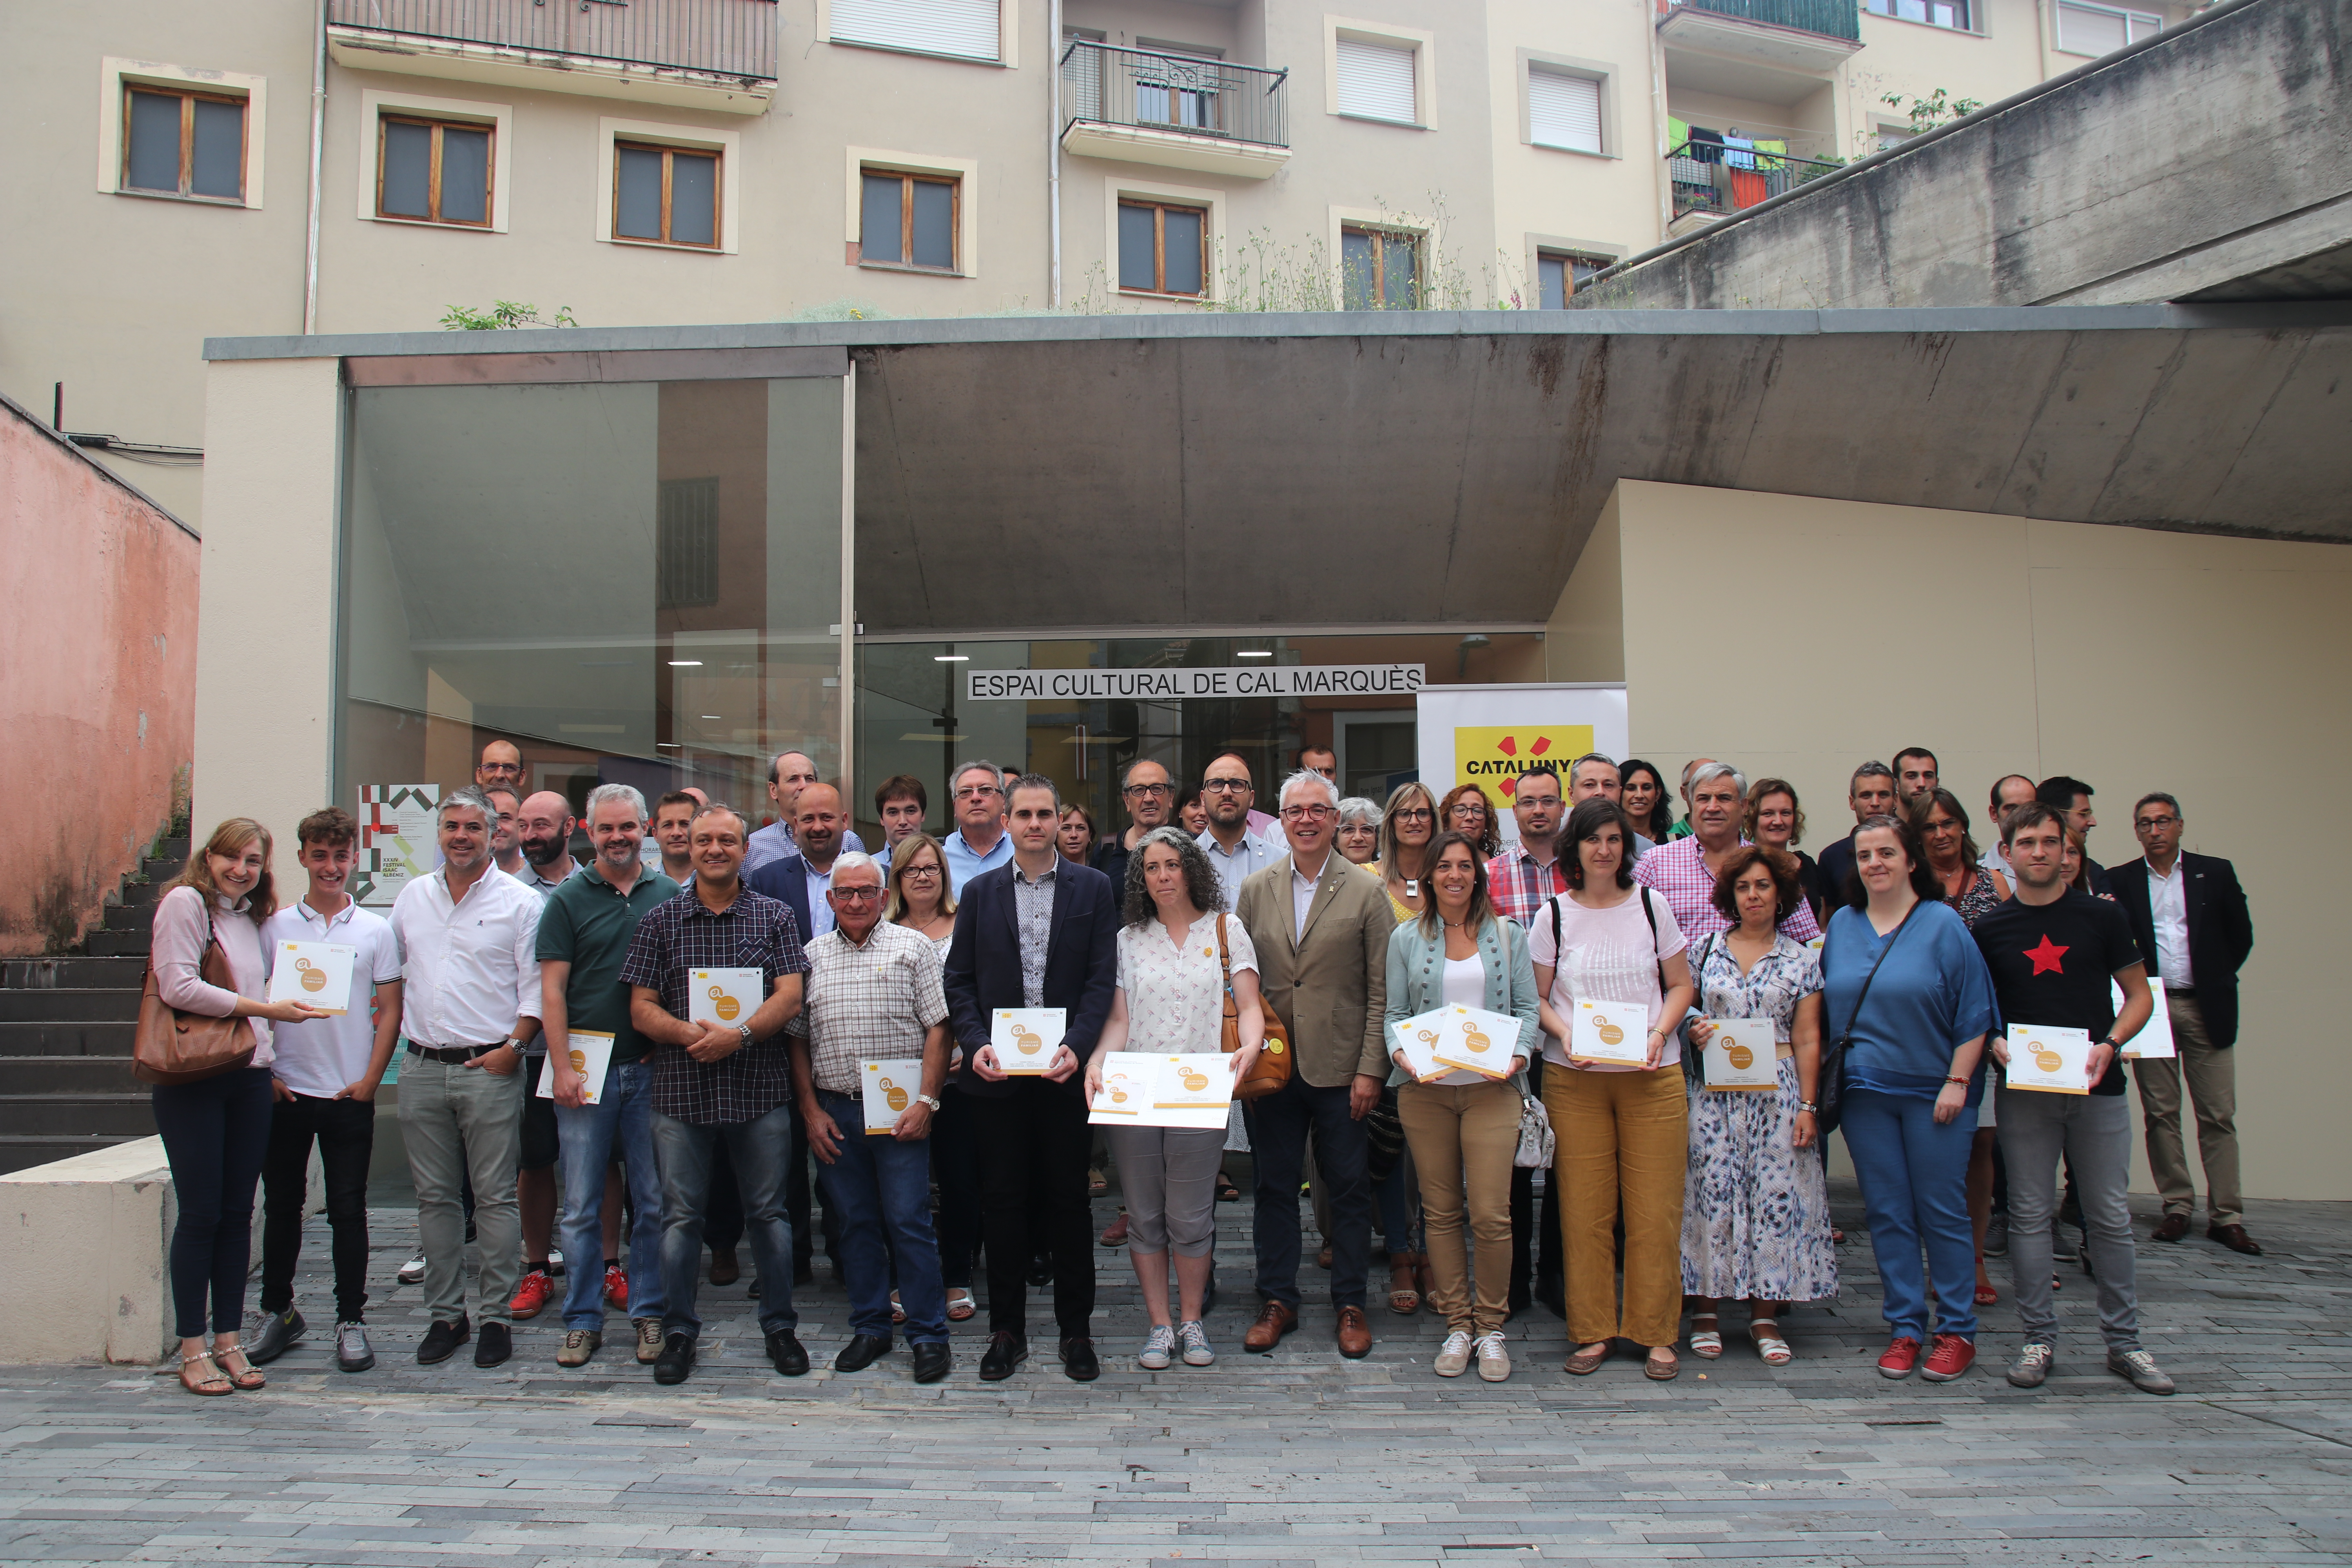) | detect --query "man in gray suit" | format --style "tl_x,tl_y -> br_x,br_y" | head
1234,769 -> 1391,1360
